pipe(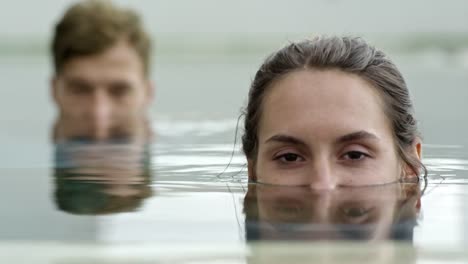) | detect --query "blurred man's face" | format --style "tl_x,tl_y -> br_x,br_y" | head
52,39 -> 153,140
